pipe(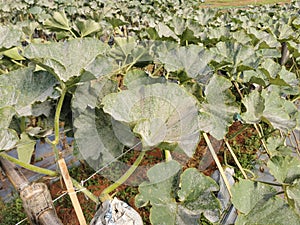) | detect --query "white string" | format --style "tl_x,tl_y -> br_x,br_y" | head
80,141 -> 142,186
